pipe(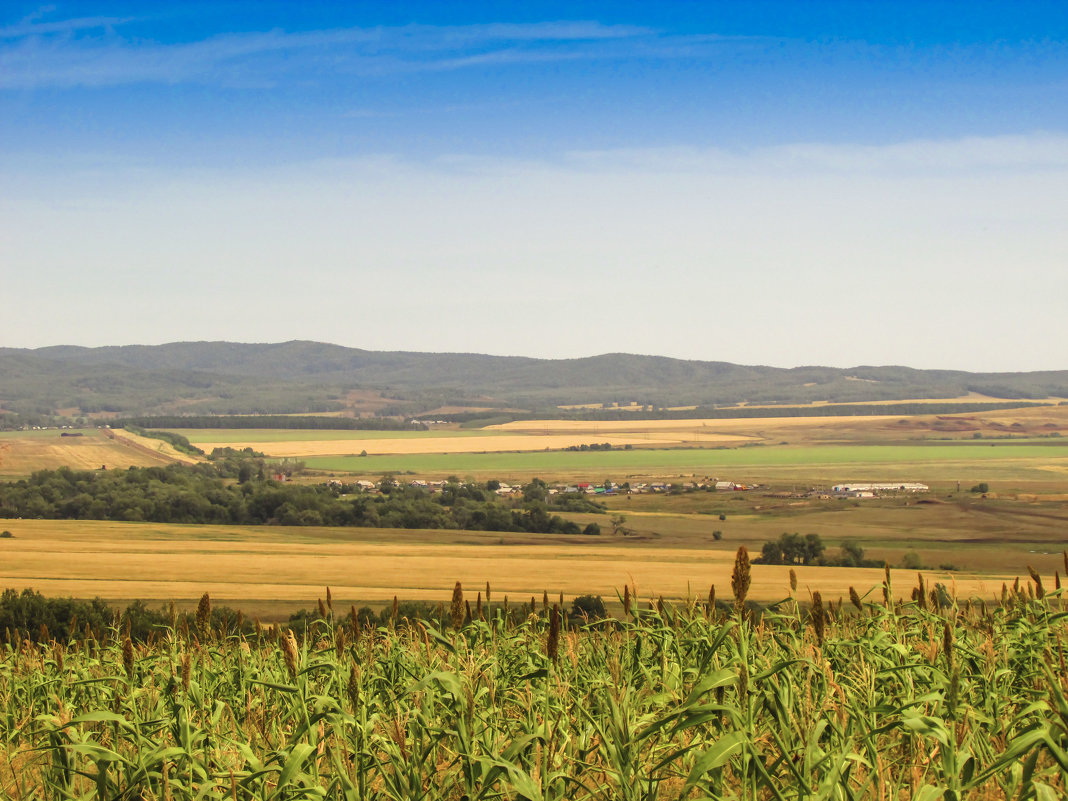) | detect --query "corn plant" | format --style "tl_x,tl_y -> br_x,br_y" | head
1,573 -> 1066,799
